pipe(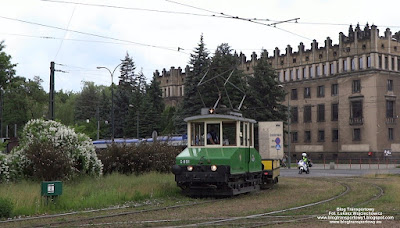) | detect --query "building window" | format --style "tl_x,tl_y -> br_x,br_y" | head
398,59 -> 400,71
318,130 -> 325,142
392,58 -> 395,70
304,130 -> 311,142
316,65 -> 320,76
293,58 -> 296,63
351,58 -> 356,71
352,80 -> 361,93
343,59 -> 347,71
284,71 -> 288,81
291,107 -> 298,123
302,67 -> 306,79
332,103 -> 338,121
389,128 -> 394,141
291,89 -> 298,100
291,131 -> 298,143
304,105 -> 312,123
330,63 -> 335,75
385,56 -> 389,69
290,70 -> 294,81
386,100 -> 394,118
331,84 -> 338,96
309,66 -> 314,78
353,128 -> 361,141
277,72 -> 281,81
367,56 -> 371,68
317,85 -> 325,97
359,57 -> 363,69
317,104 -> 325,122
296,69 -> 300,80
304,87 -> 311,98
379,56 -> 382,68
332,129 -> 338,142
350,100 -> 363,124
387,79 -> 393,91
323,64 -> 327,75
